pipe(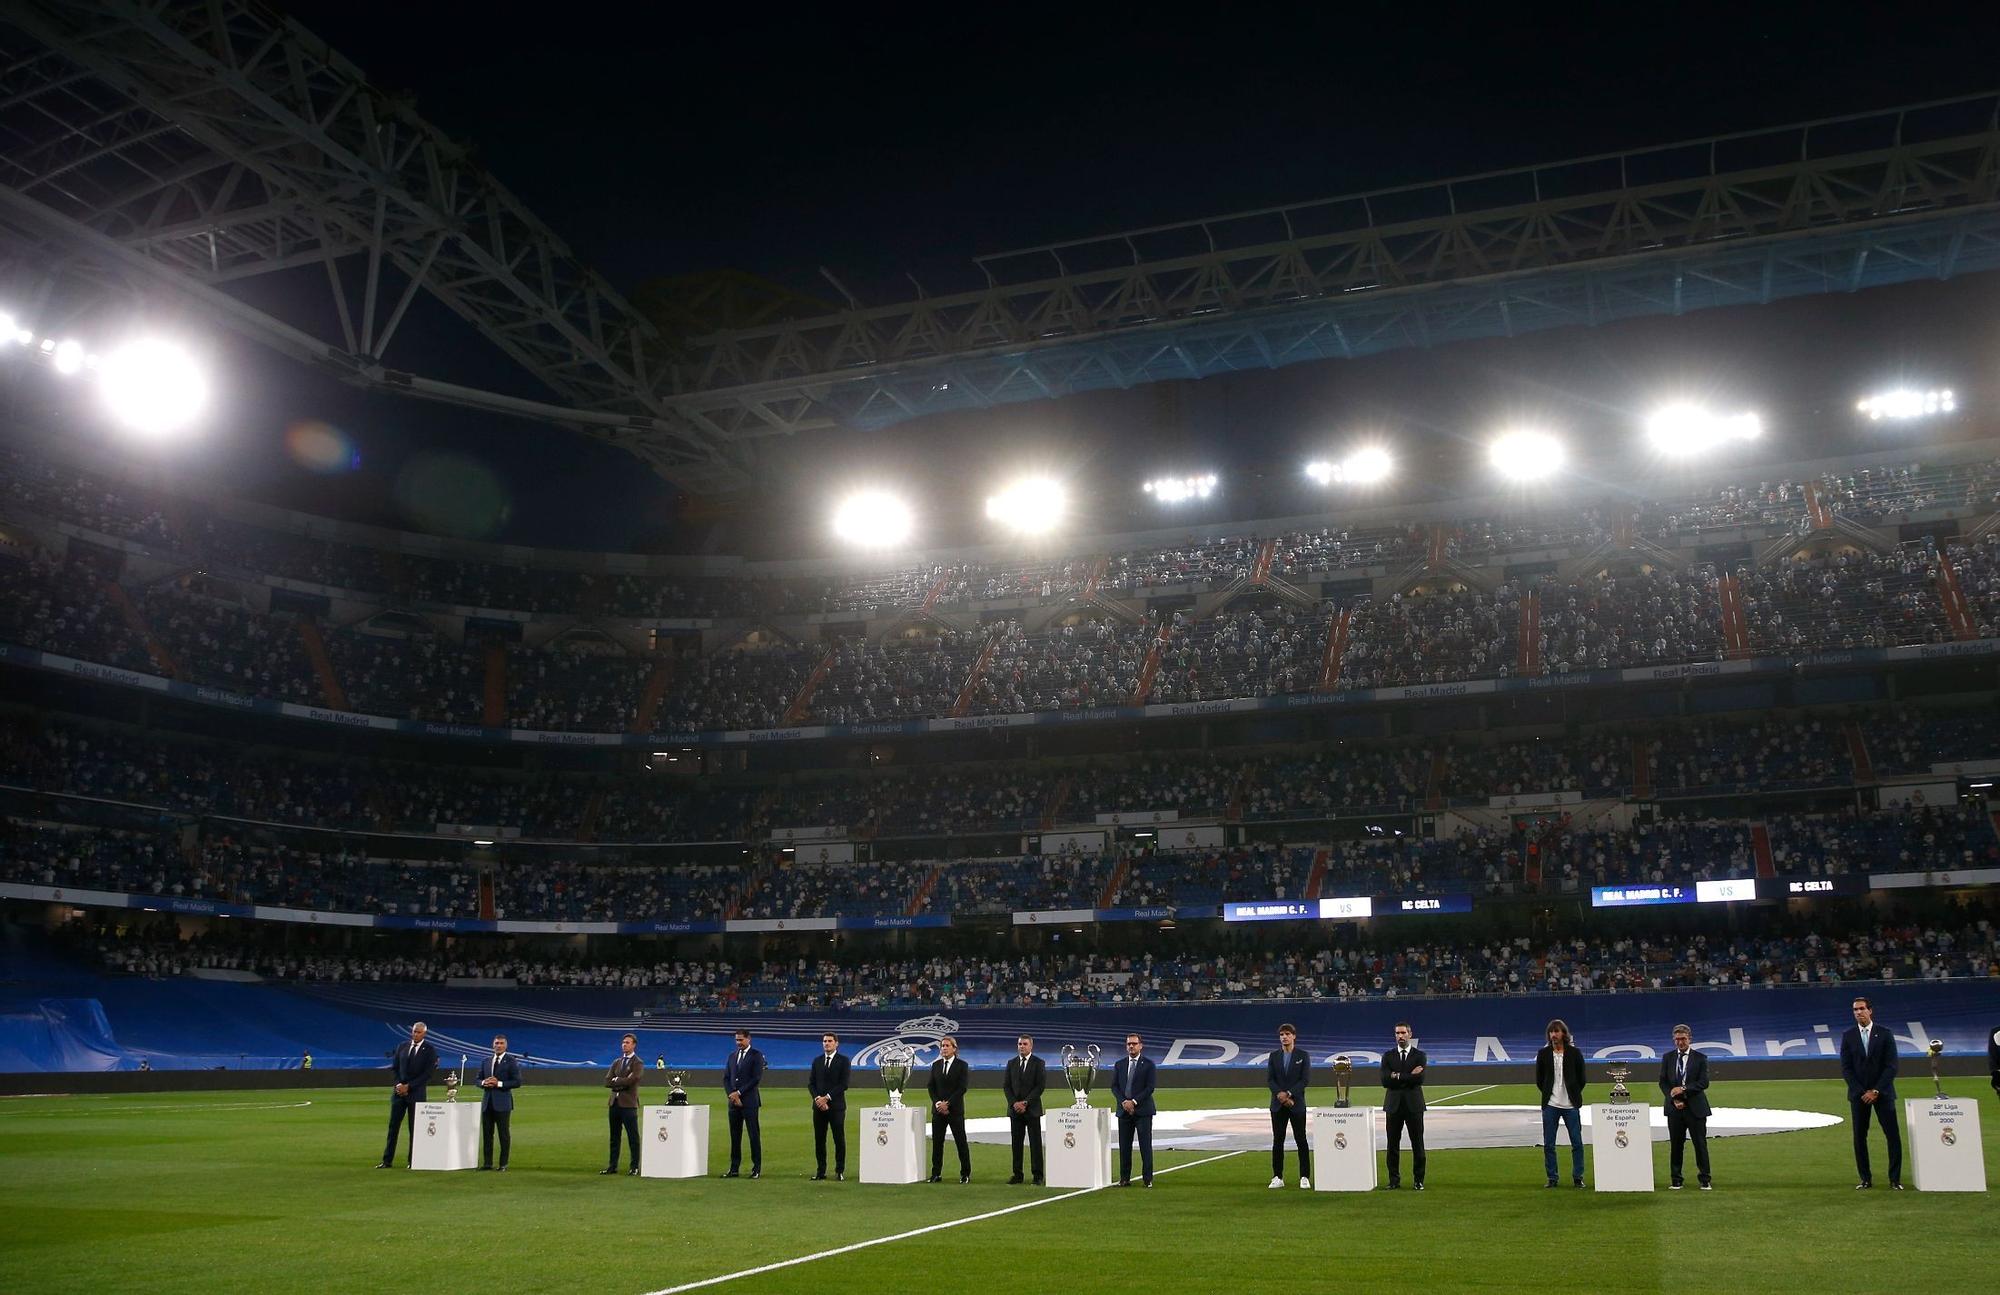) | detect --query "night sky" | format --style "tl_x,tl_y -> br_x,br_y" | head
23,3 -> 2000,555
